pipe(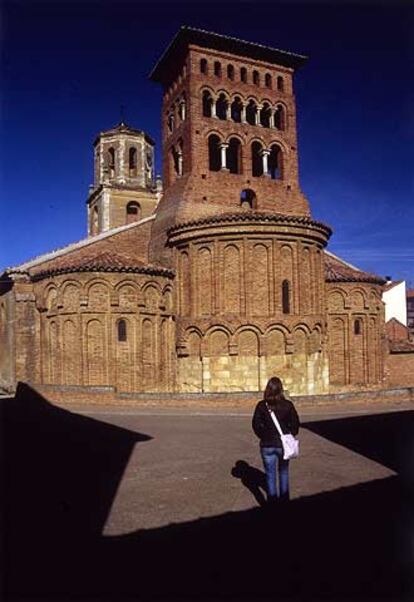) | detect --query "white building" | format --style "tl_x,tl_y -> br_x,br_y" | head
382,280 -> 407,325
